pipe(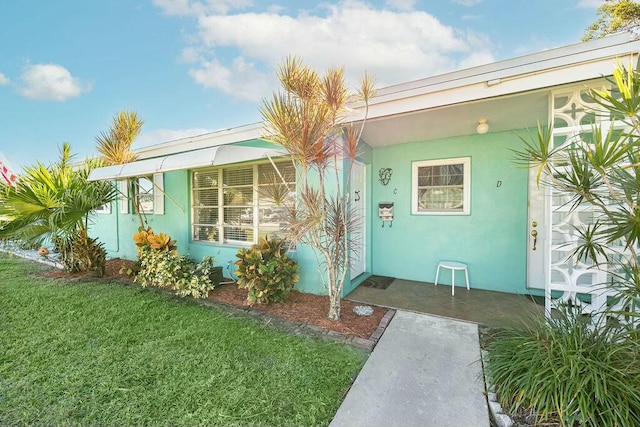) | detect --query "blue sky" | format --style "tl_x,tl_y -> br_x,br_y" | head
0,0 -> 601,171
